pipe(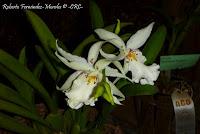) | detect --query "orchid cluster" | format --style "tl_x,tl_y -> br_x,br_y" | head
55,22 -> 160,109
